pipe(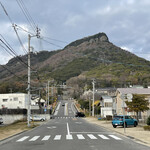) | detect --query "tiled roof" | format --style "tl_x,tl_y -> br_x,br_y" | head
117,88 -> 150,94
